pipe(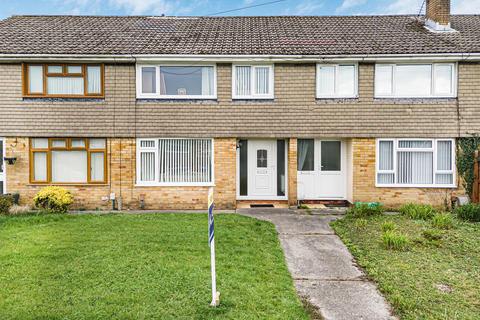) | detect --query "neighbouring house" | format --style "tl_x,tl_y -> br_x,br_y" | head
0,0 -> 479,210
